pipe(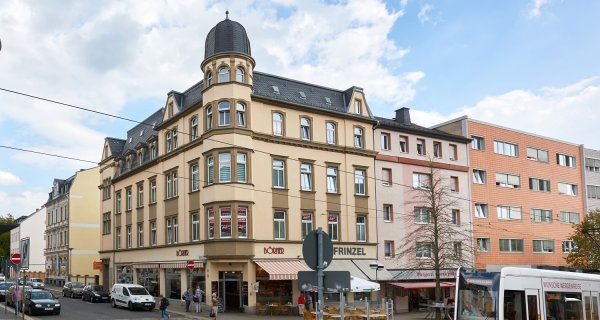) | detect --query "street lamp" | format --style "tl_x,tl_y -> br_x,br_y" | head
369,261 -> 384,282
